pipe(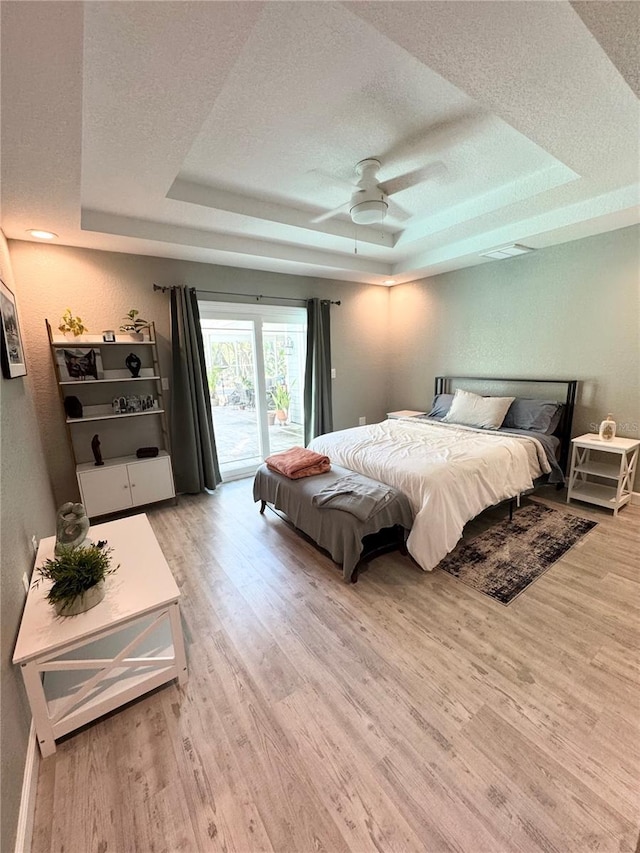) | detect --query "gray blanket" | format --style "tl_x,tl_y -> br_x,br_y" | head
311,475 -> 392,521
253,464 -> 414,582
